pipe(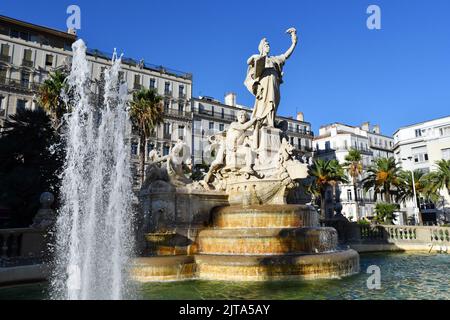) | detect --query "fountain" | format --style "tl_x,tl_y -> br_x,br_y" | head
132,27 -> 359,282
50,40 -> 135,300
